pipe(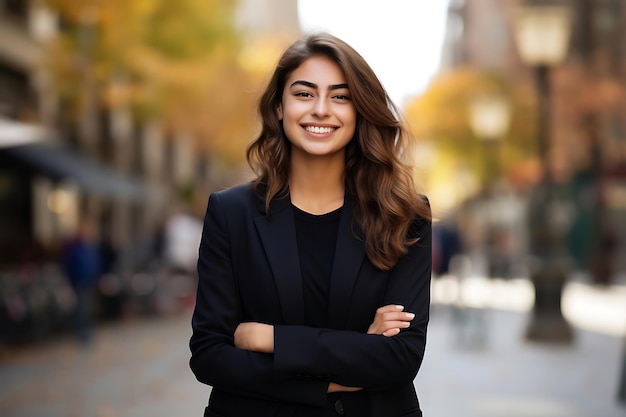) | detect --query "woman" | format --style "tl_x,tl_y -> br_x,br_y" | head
190,33 -> 432,417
